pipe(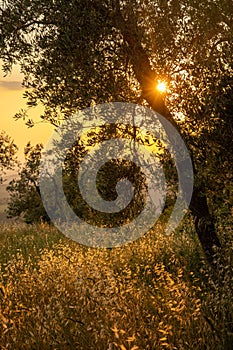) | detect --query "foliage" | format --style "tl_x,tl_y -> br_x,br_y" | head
6,125 -> 175,225
62,123 -> 170,228
0,0 -> 232,211
0,1 -> 232,121
7,142 -> 49,224
0,131 -> 18,183
0,221 -> 232,349
181,75 -> 233,216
